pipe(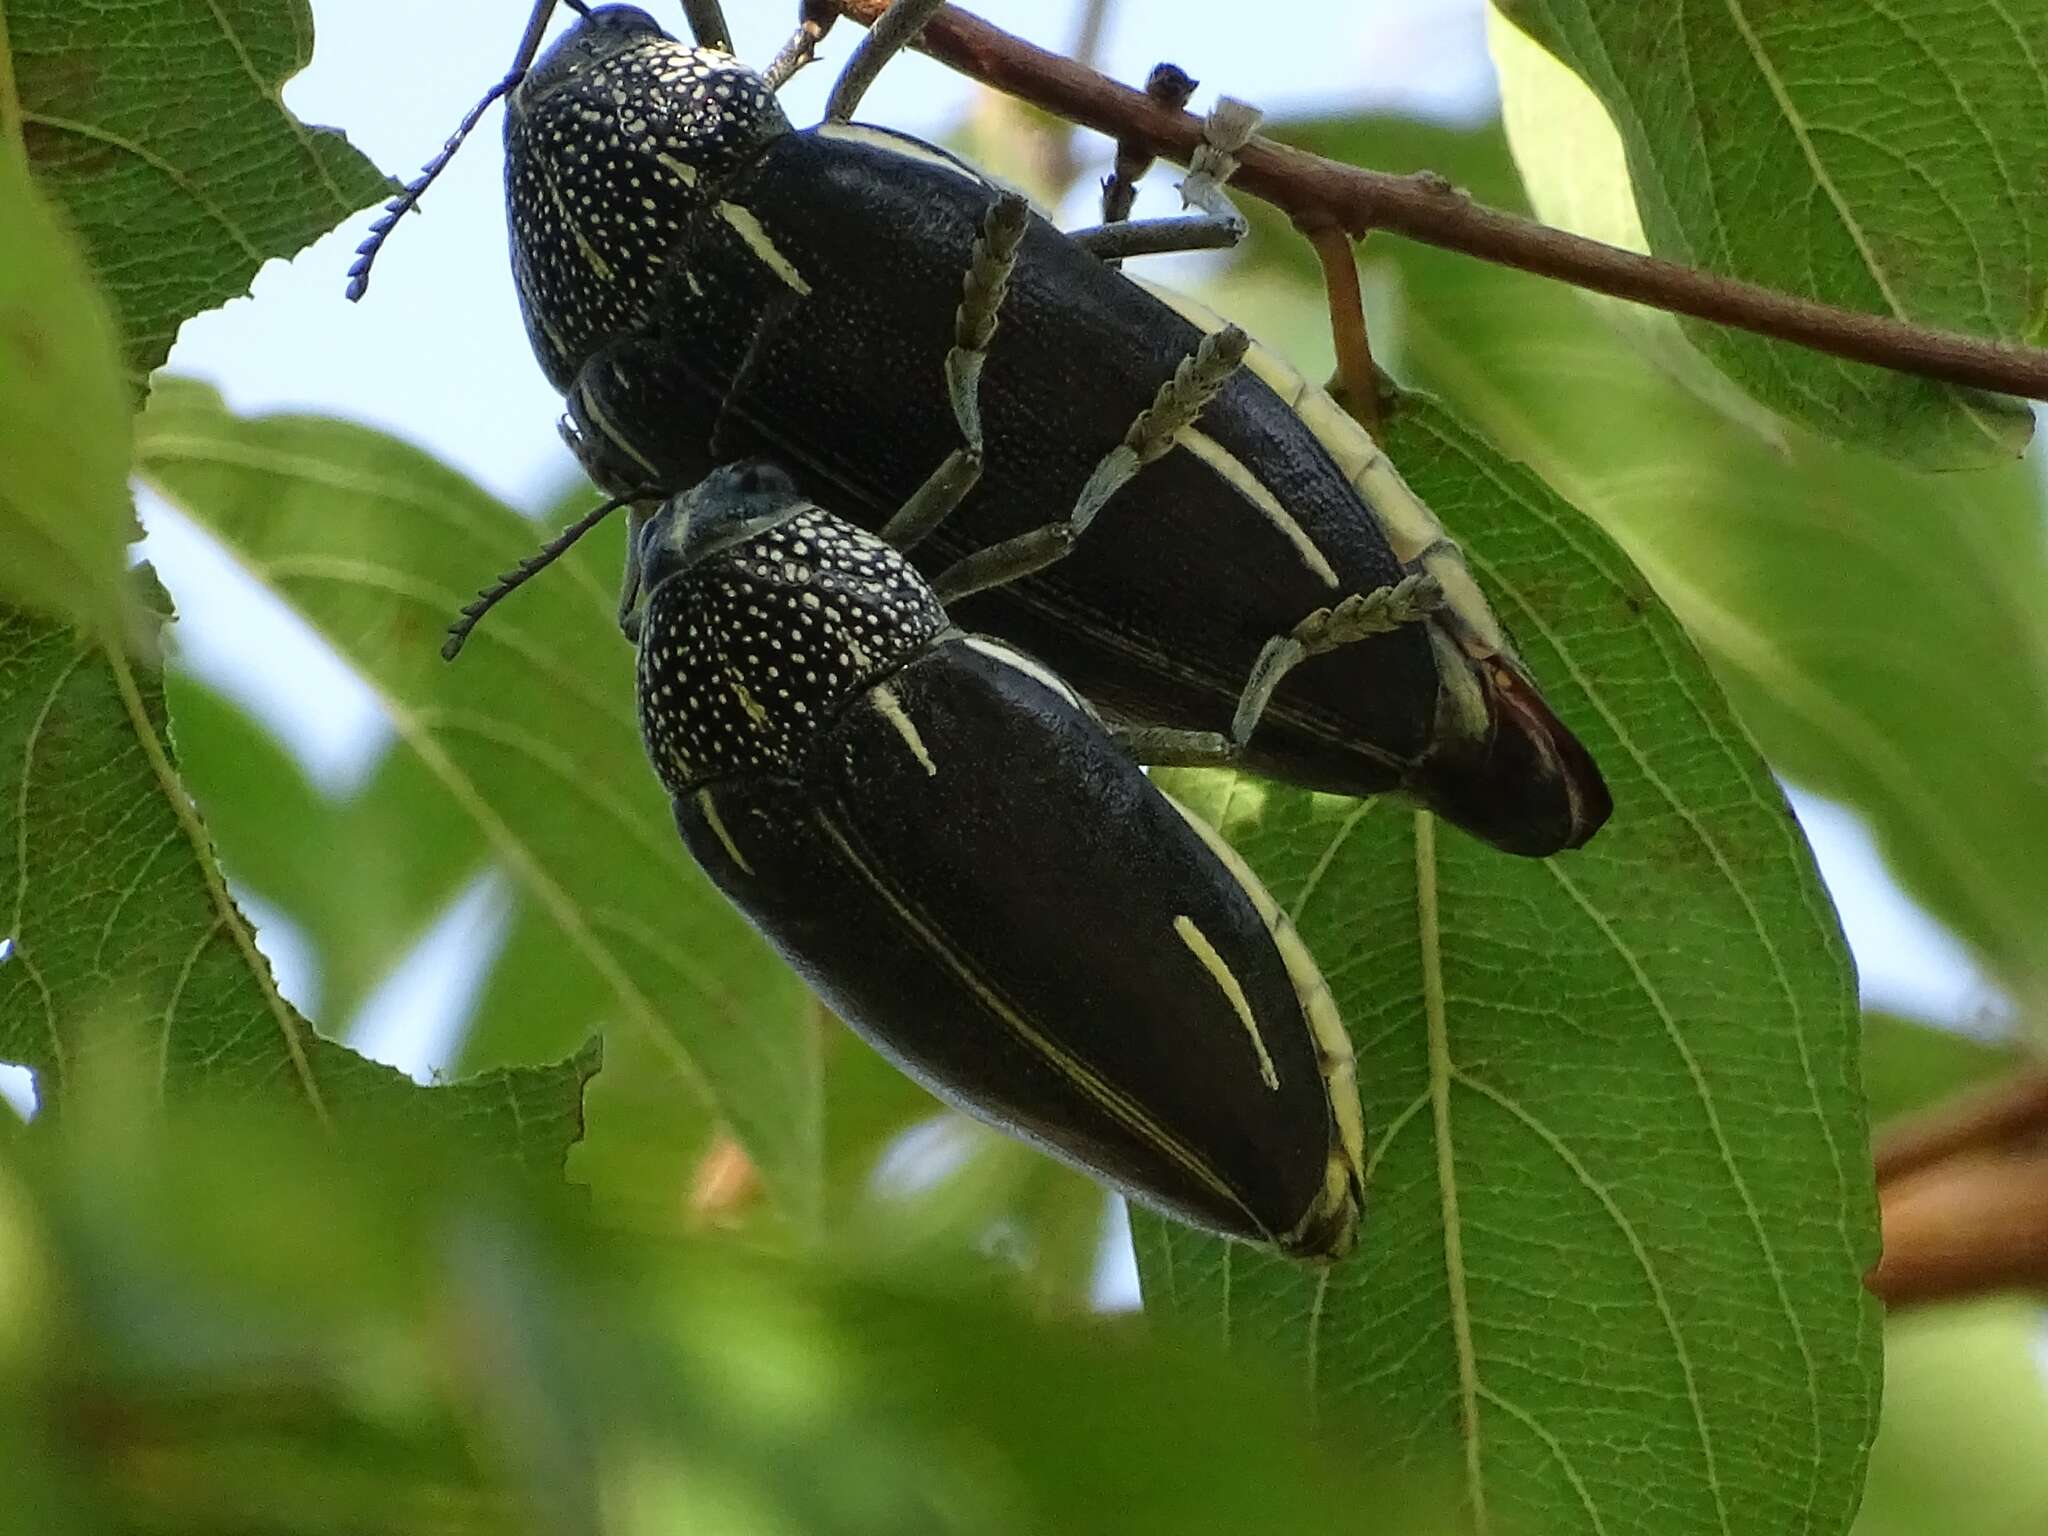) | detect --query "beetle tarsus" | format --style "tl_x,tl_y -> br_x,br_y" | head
1067,97 -> 1260,265
933,325 -> 1249,603
880,194 -> 1030,553
1230,574 -> 1446,745
1110,574 -> 1448,765
763,3 -> 836,91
